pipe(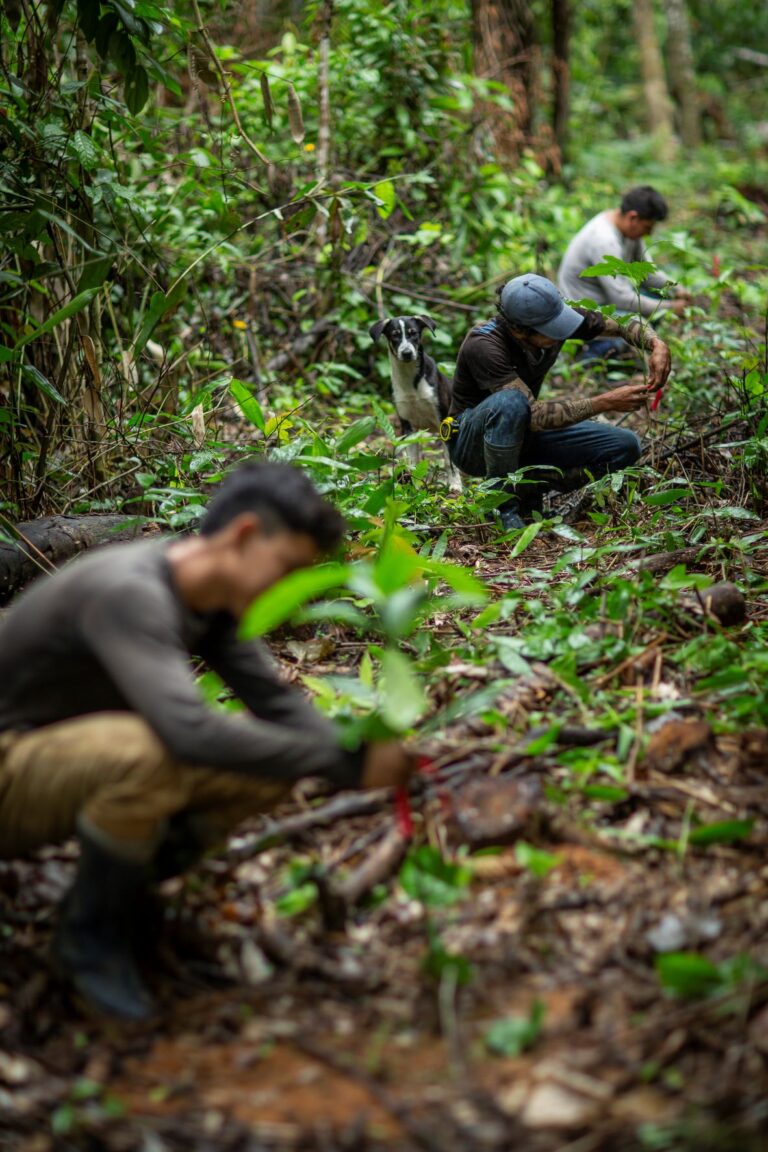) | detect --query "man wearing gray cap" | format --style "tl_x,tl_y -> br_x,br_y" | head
446,274 -> 671,531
